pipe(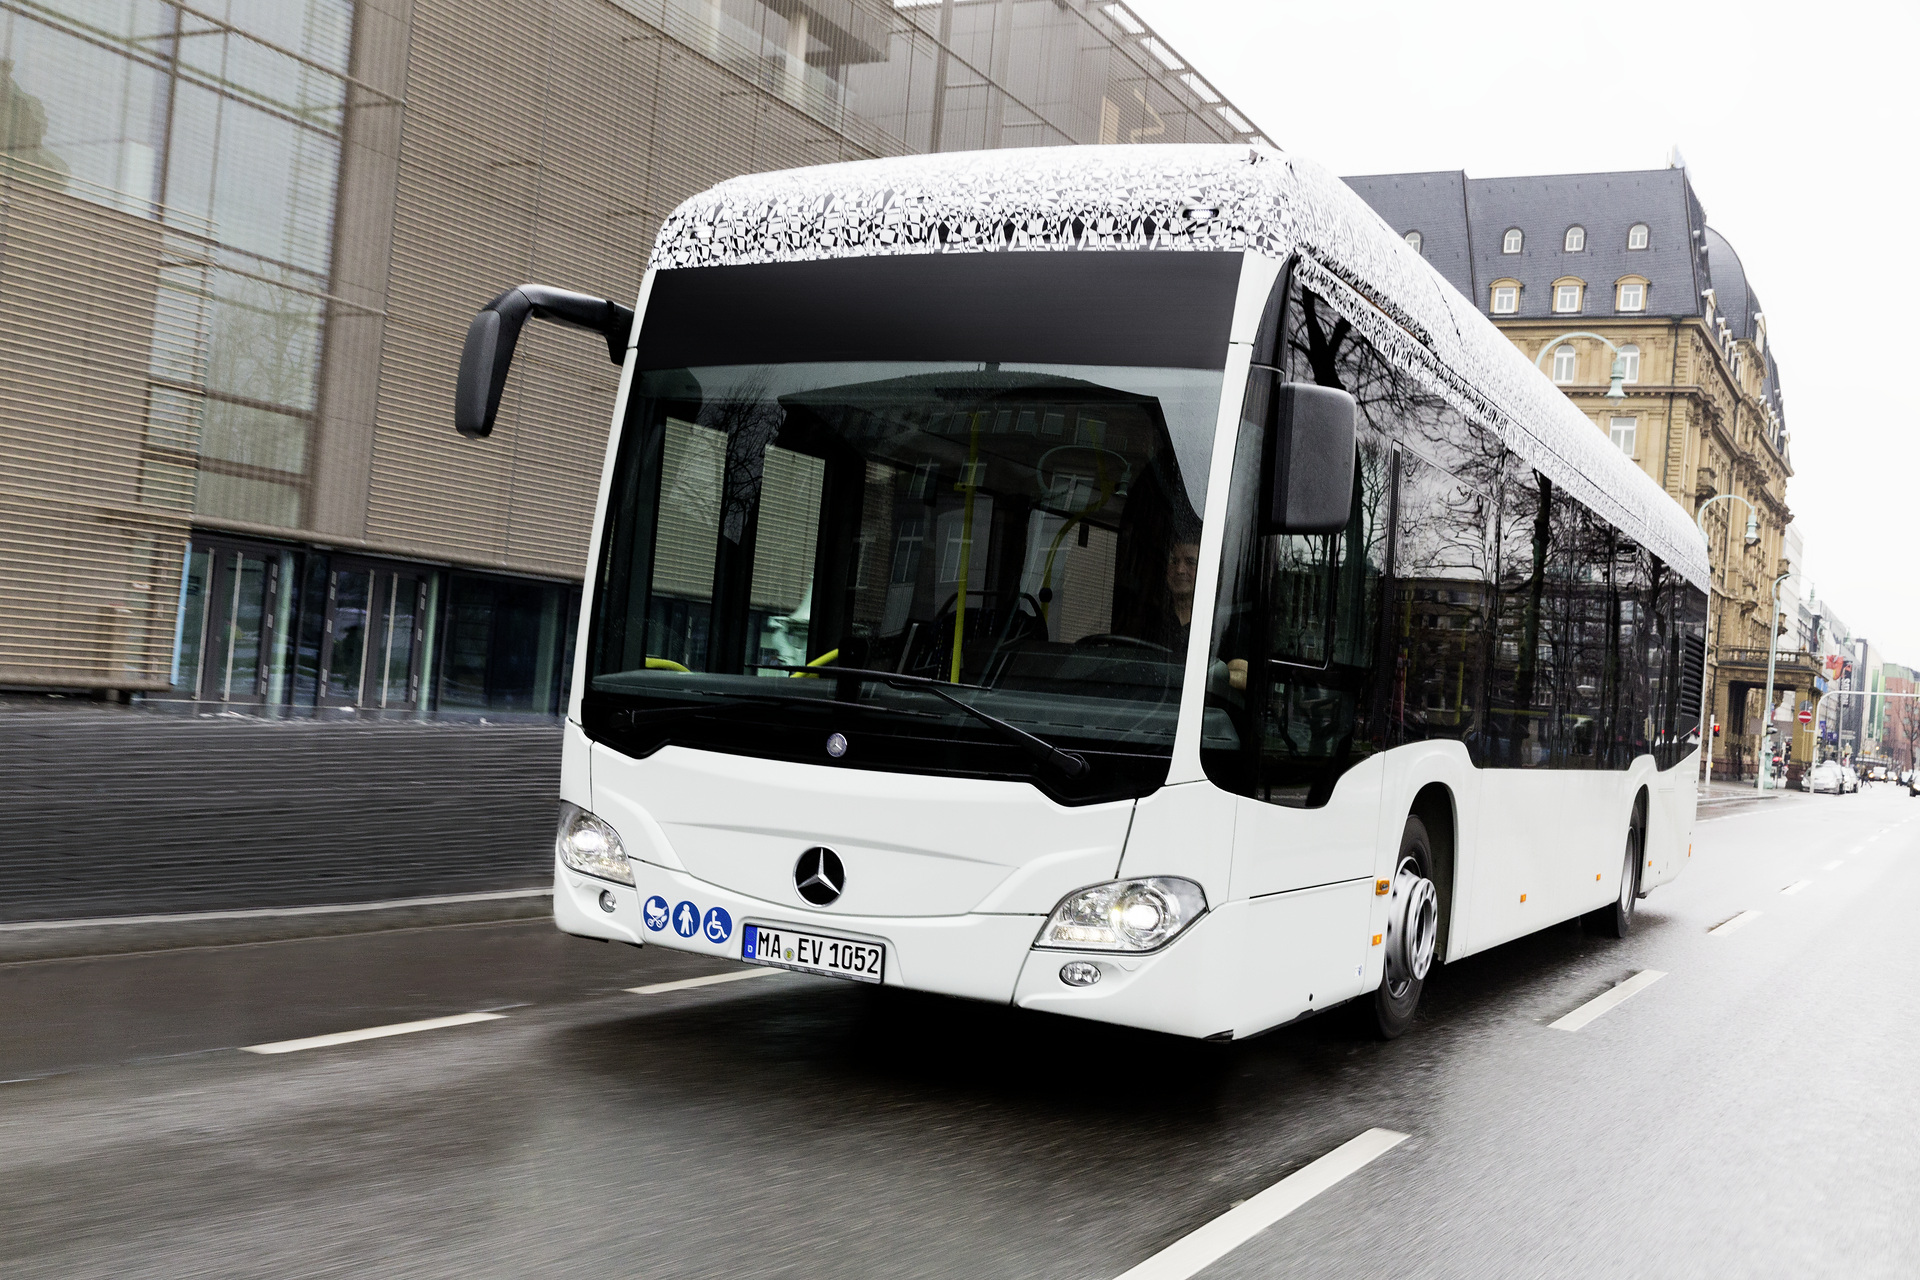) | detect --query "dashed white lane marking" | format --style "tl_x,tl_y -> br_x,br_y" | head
1822,860 -> 1843,871
1112,1128 -> 1408,1280
1781,880 -> 1812,896
1550,970 -> 1666,1032
627,968 -> 783,996
241,1011 -> 505,1055
1710,911 -> 1763,937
